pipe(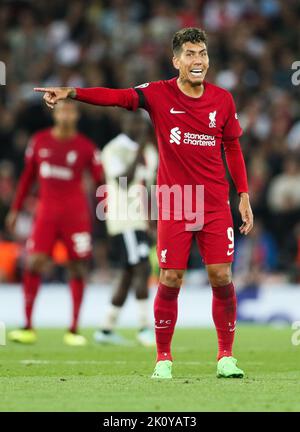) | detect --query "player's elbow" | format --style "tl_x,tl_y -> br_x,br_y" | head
223,138 -> 241,153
